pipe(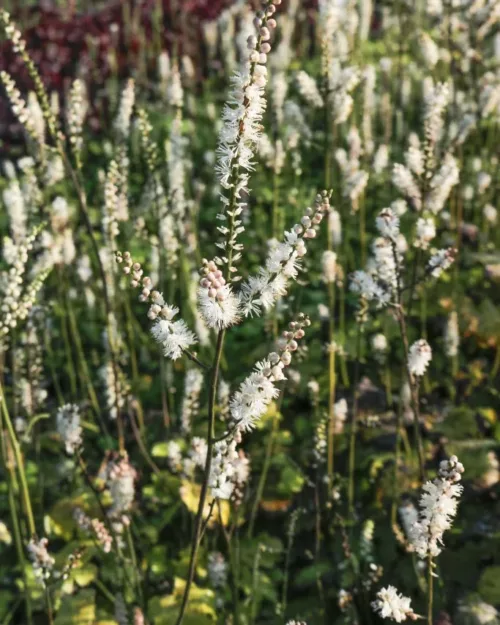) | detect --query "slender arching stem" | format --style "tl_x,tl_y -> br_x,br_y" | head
427,555 -> 434,625
347,322 -> 362,519
0,401 -> 33,625
391,241 -> 426,482
174,329 -> 226,625
0,380 -> 36,536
